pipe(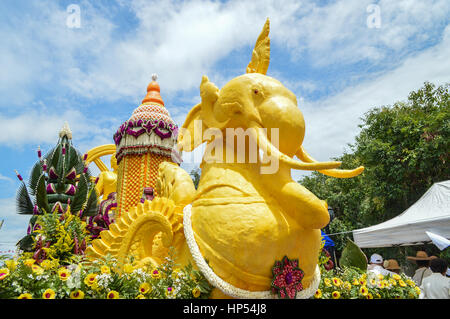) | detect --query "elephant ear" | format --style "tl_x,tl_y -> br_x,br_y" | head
246,18 -> 270,75
178,103 -> 207,152
178,76 -> 227,152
